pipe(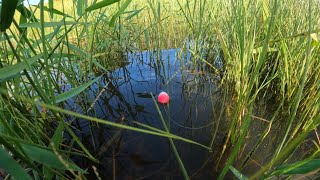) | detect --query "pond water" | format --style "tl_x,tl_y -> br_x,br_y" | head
63,48 -> 232,179
64,49 -> 293,179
